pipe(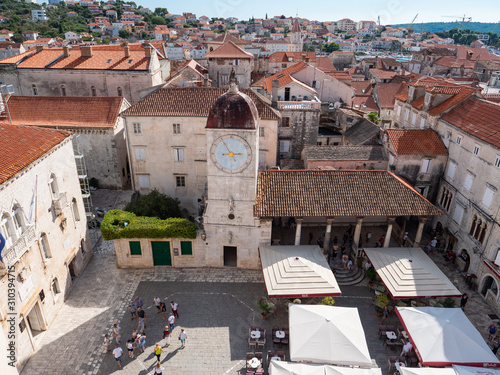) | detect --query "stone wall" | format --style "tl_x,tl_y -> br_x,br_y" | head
279,109 -> 320,160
